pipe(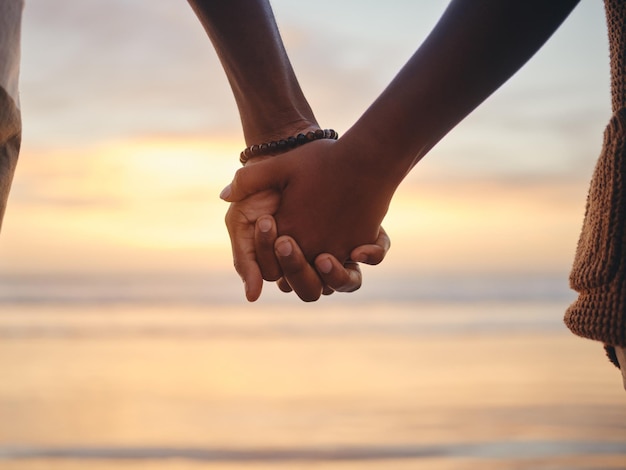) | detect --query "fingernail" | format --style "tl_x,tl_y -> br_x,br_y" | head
219,184 -> 232,200
258,218 -> 272,233
318,257 -> 332,274
276,240 -> 293,257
